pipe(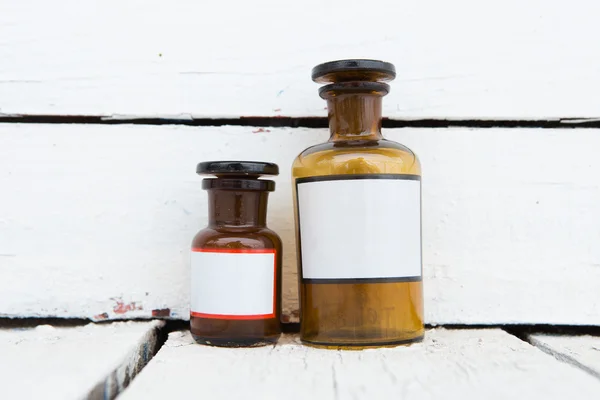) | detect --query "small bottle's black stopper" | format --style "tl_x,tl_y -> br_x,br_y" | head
196,161 -> 278,191
197,161 -> 279,178
311,59 -> 396,84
